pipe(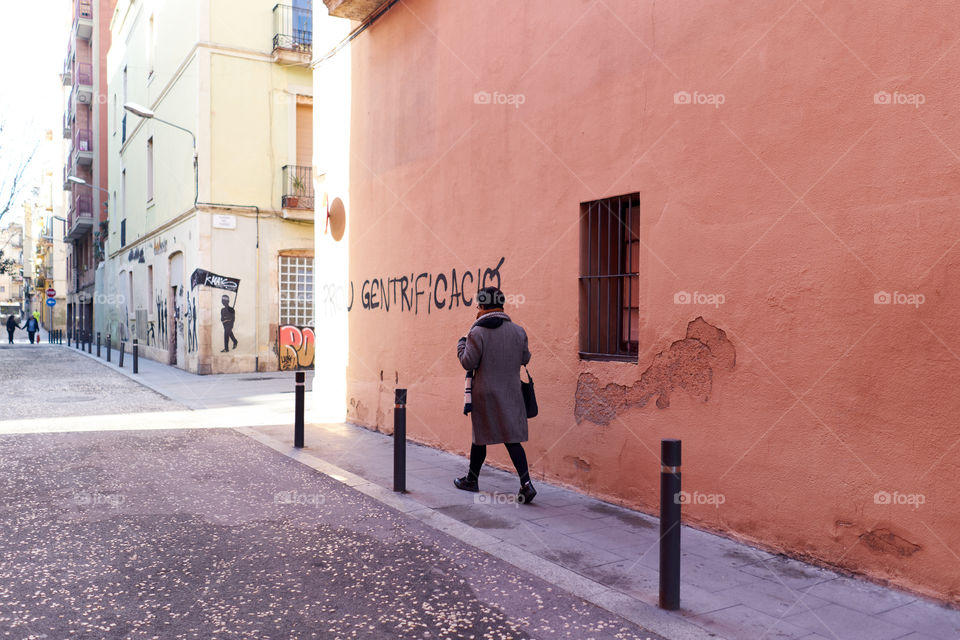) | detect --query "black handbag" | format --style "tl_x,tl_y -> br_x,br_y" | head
521,366 -> 538,418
